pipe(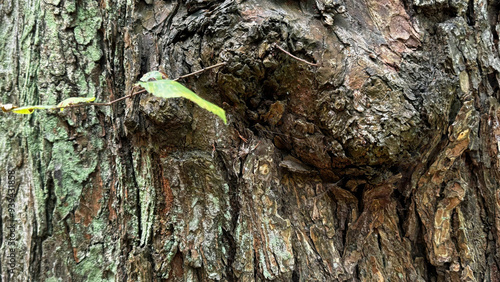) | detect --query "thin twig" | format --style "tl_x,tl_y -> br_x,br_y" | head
52,89 -> 148,110
309,178 -> 344,201
174,62 -> 226,81
96,89 -> 147,106
52,103 -> 96,110
273,43 -> 318,66
49,62 -> 226,111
